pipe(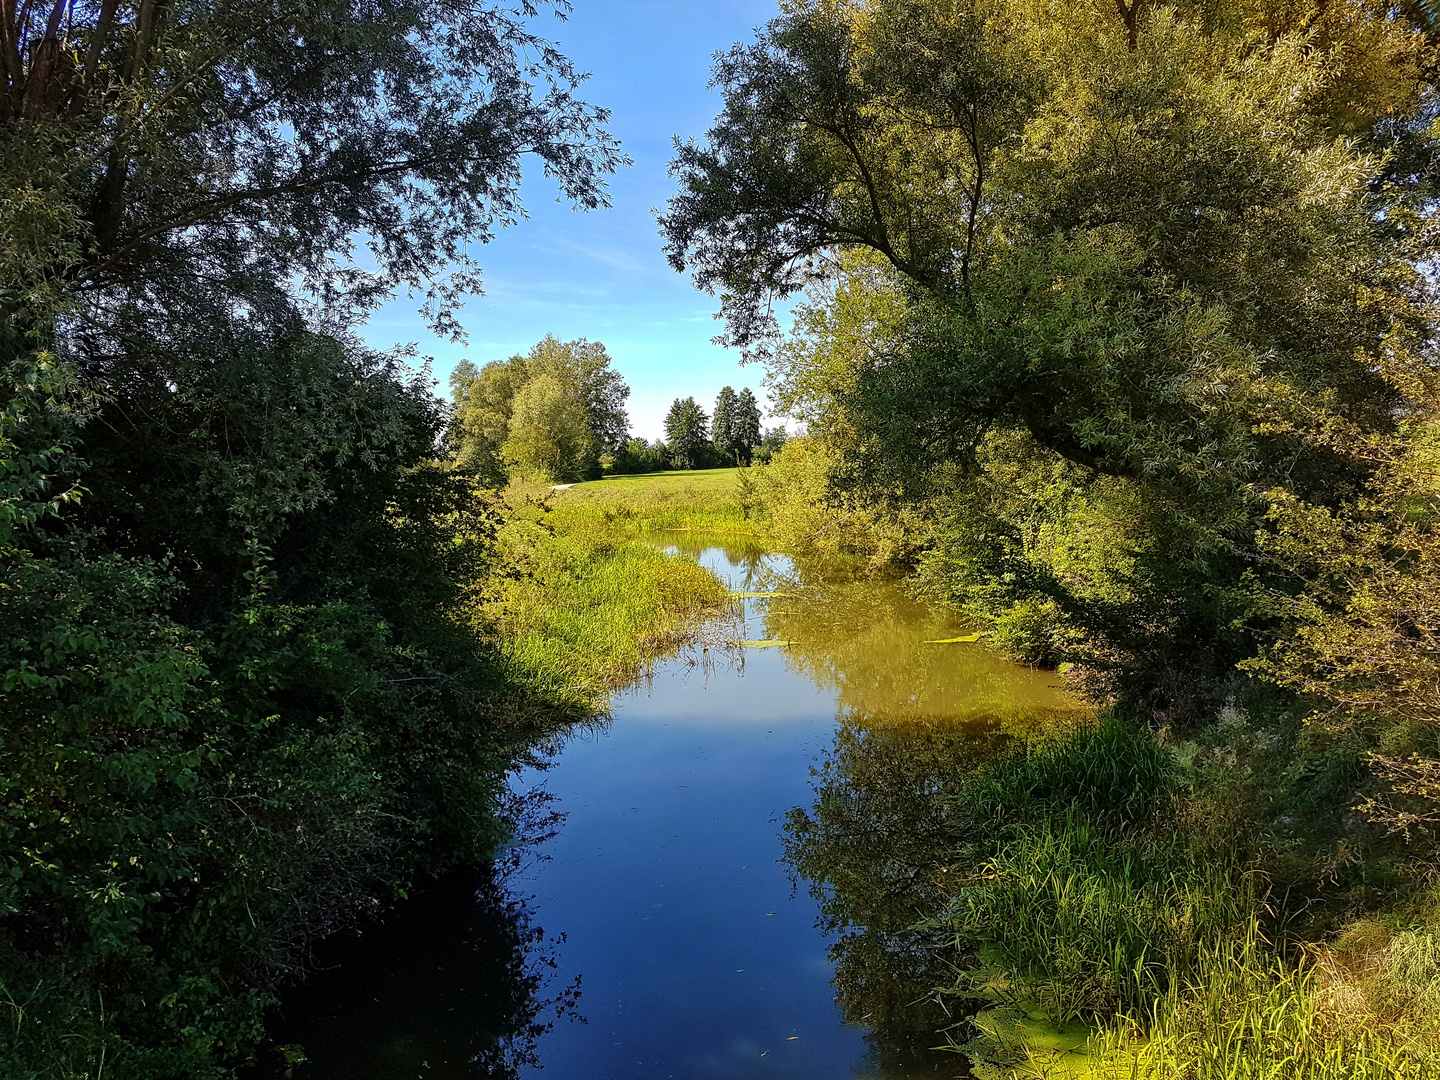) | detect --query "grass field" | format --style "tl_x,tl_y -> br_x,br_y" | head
544,468 -> 764,541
